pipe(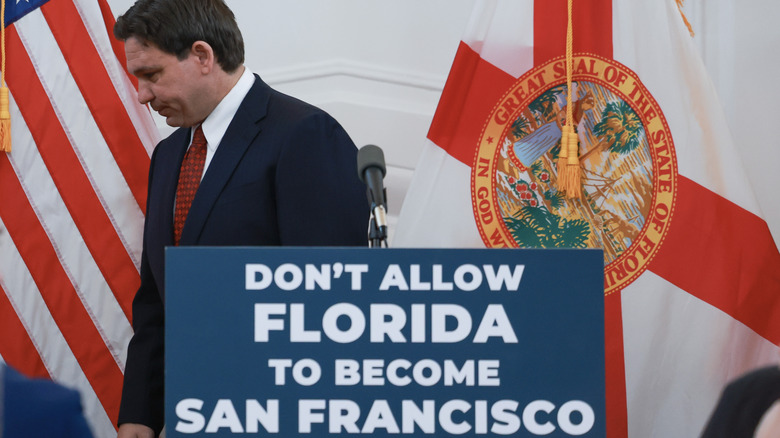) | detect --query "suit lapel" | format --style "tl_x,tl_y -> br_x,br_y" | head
179,76 -> 270,244
156,128 -> 191,247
